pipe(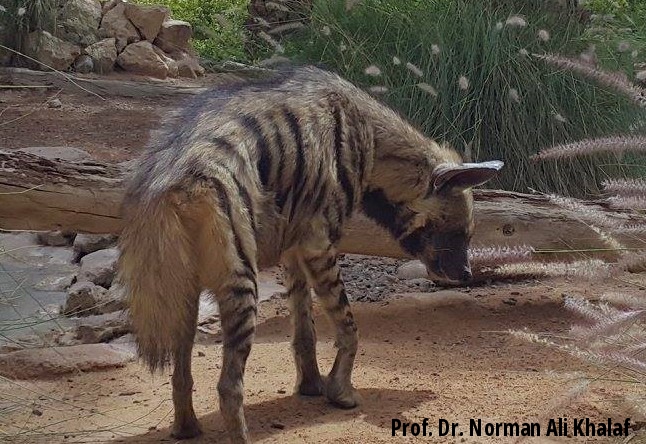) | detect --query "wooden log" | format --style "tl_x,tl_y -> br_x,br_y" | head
1,150 -> 643,260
